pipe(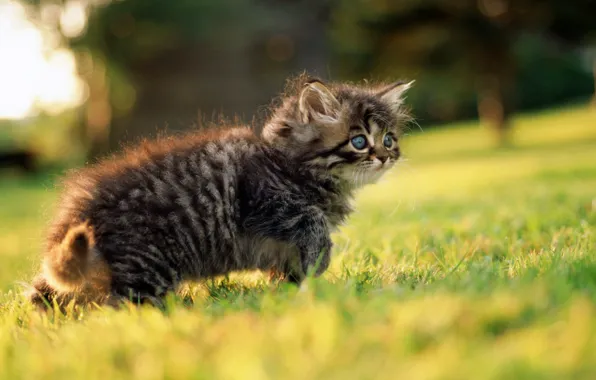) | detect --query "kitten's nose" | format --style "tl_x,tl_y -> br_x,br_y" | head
378,156 -> 388,164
